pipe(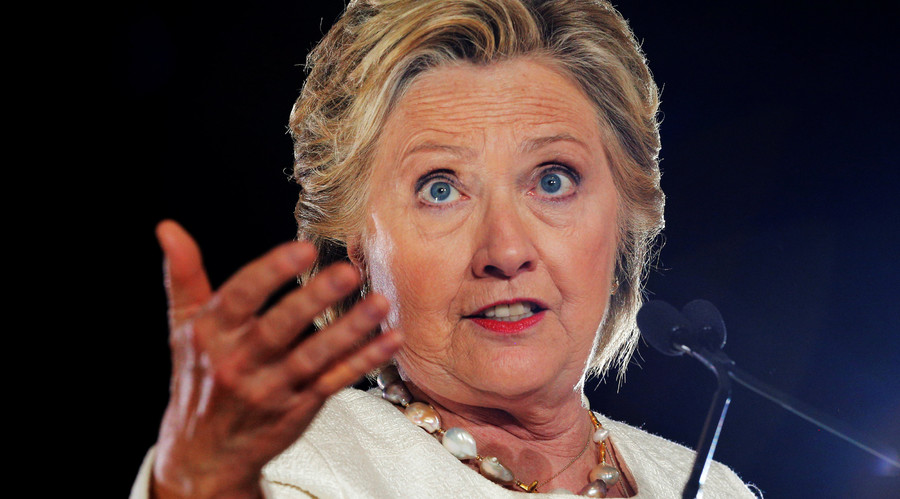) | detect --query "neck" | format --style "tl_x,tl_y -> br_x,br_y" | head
405,381 -> 598,492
